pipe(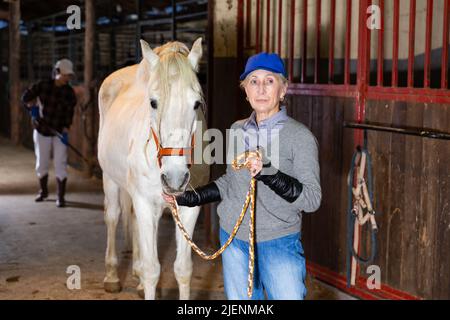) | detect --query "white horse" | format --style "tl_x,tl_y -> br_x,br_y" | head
97,38 -> 206,300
